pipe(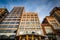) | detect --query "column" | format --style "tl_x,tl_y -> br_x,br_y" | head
26,35 -> 28,40
39,36 -> 41,40
19,35 -> 22,40
32,35 -> 34,40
